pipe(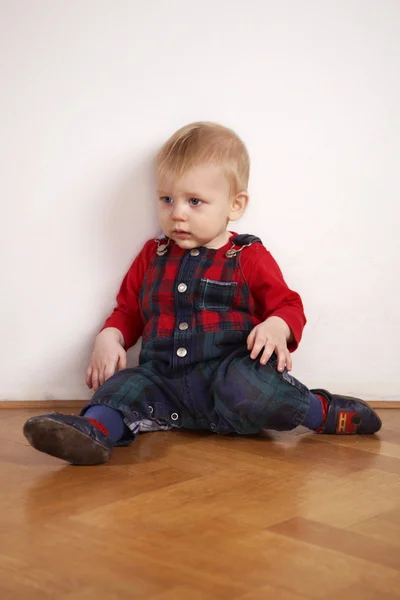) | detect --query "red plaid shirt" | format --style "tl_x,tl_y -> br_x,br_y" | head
101,232 -> 306,354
